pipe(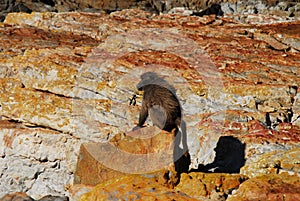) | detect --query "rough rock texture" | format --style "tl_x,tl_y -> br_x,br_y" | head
241,147 -> 300,178
227,173 -> 300,201
0,7 -> 300,201
0,192 -> 34,201
175,172 -> 248,200
74,127 -> 179,187
79,175 -> 200,201
0,120 -> 80,199
0,193 -> 69,201
1,0 -> 300,22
